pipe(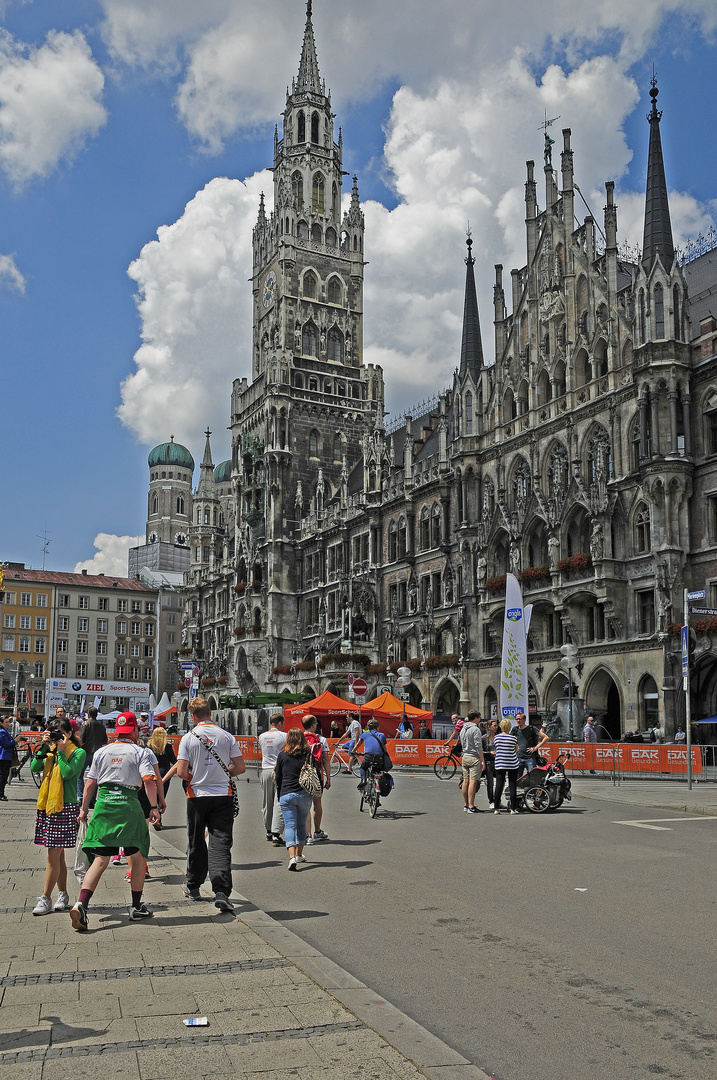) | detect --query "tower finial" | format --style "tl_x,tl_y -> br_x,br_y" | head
459,235 -> 483,379
642,72 -> 674,269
